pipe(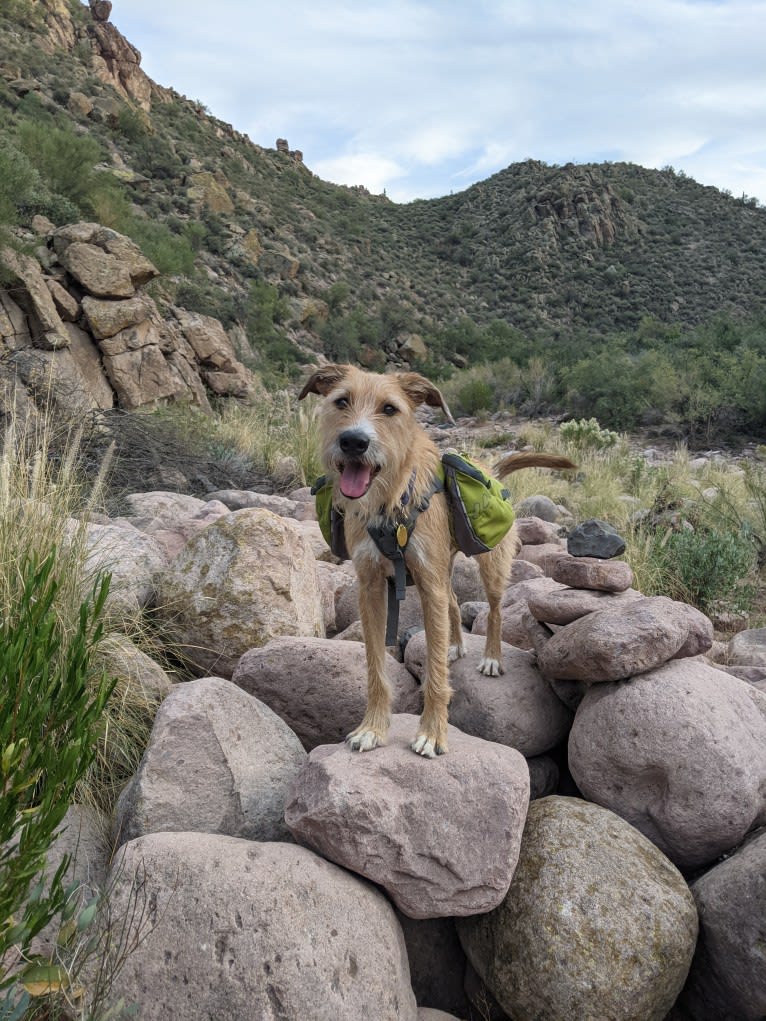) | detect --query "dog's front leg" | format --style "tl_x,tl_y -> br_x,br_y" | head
347,562 -> 391,752
412,574 -> 452,757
